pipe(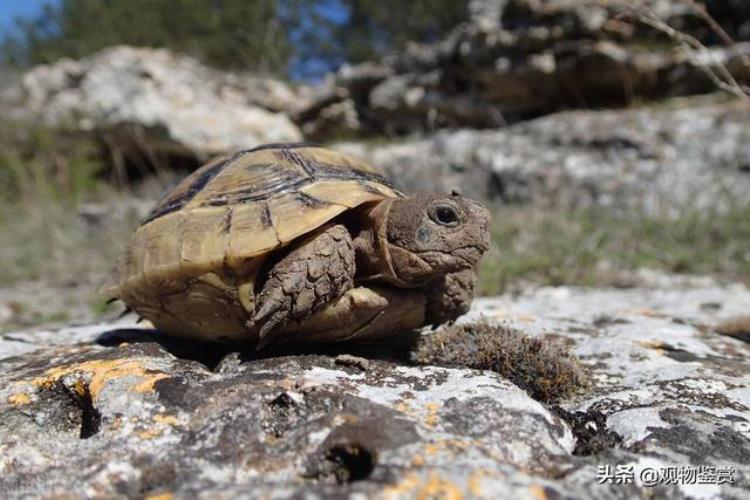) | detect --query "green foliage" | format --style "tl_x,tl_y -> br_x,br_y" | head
2,0 -> 470,78
2,0 -> 290,73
